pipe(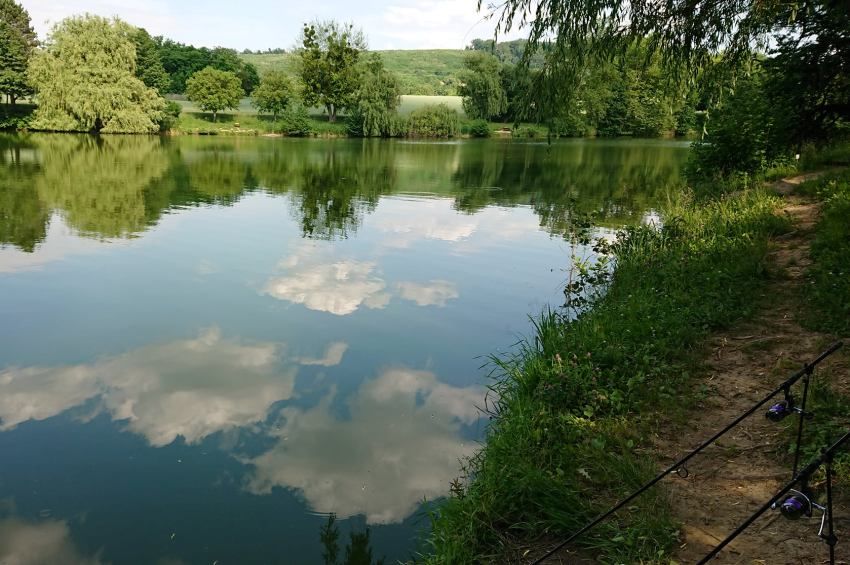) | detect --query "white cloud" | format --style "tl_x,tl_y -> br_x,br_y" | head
244,368 -> 482,524
264,260 -> 391,316
297,342 -> 349,367
396,280 -> 459,307
0,328 -> 296,446
0,517 -> 102,565
373,0 -> 517,49
22,0 -> 178,42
